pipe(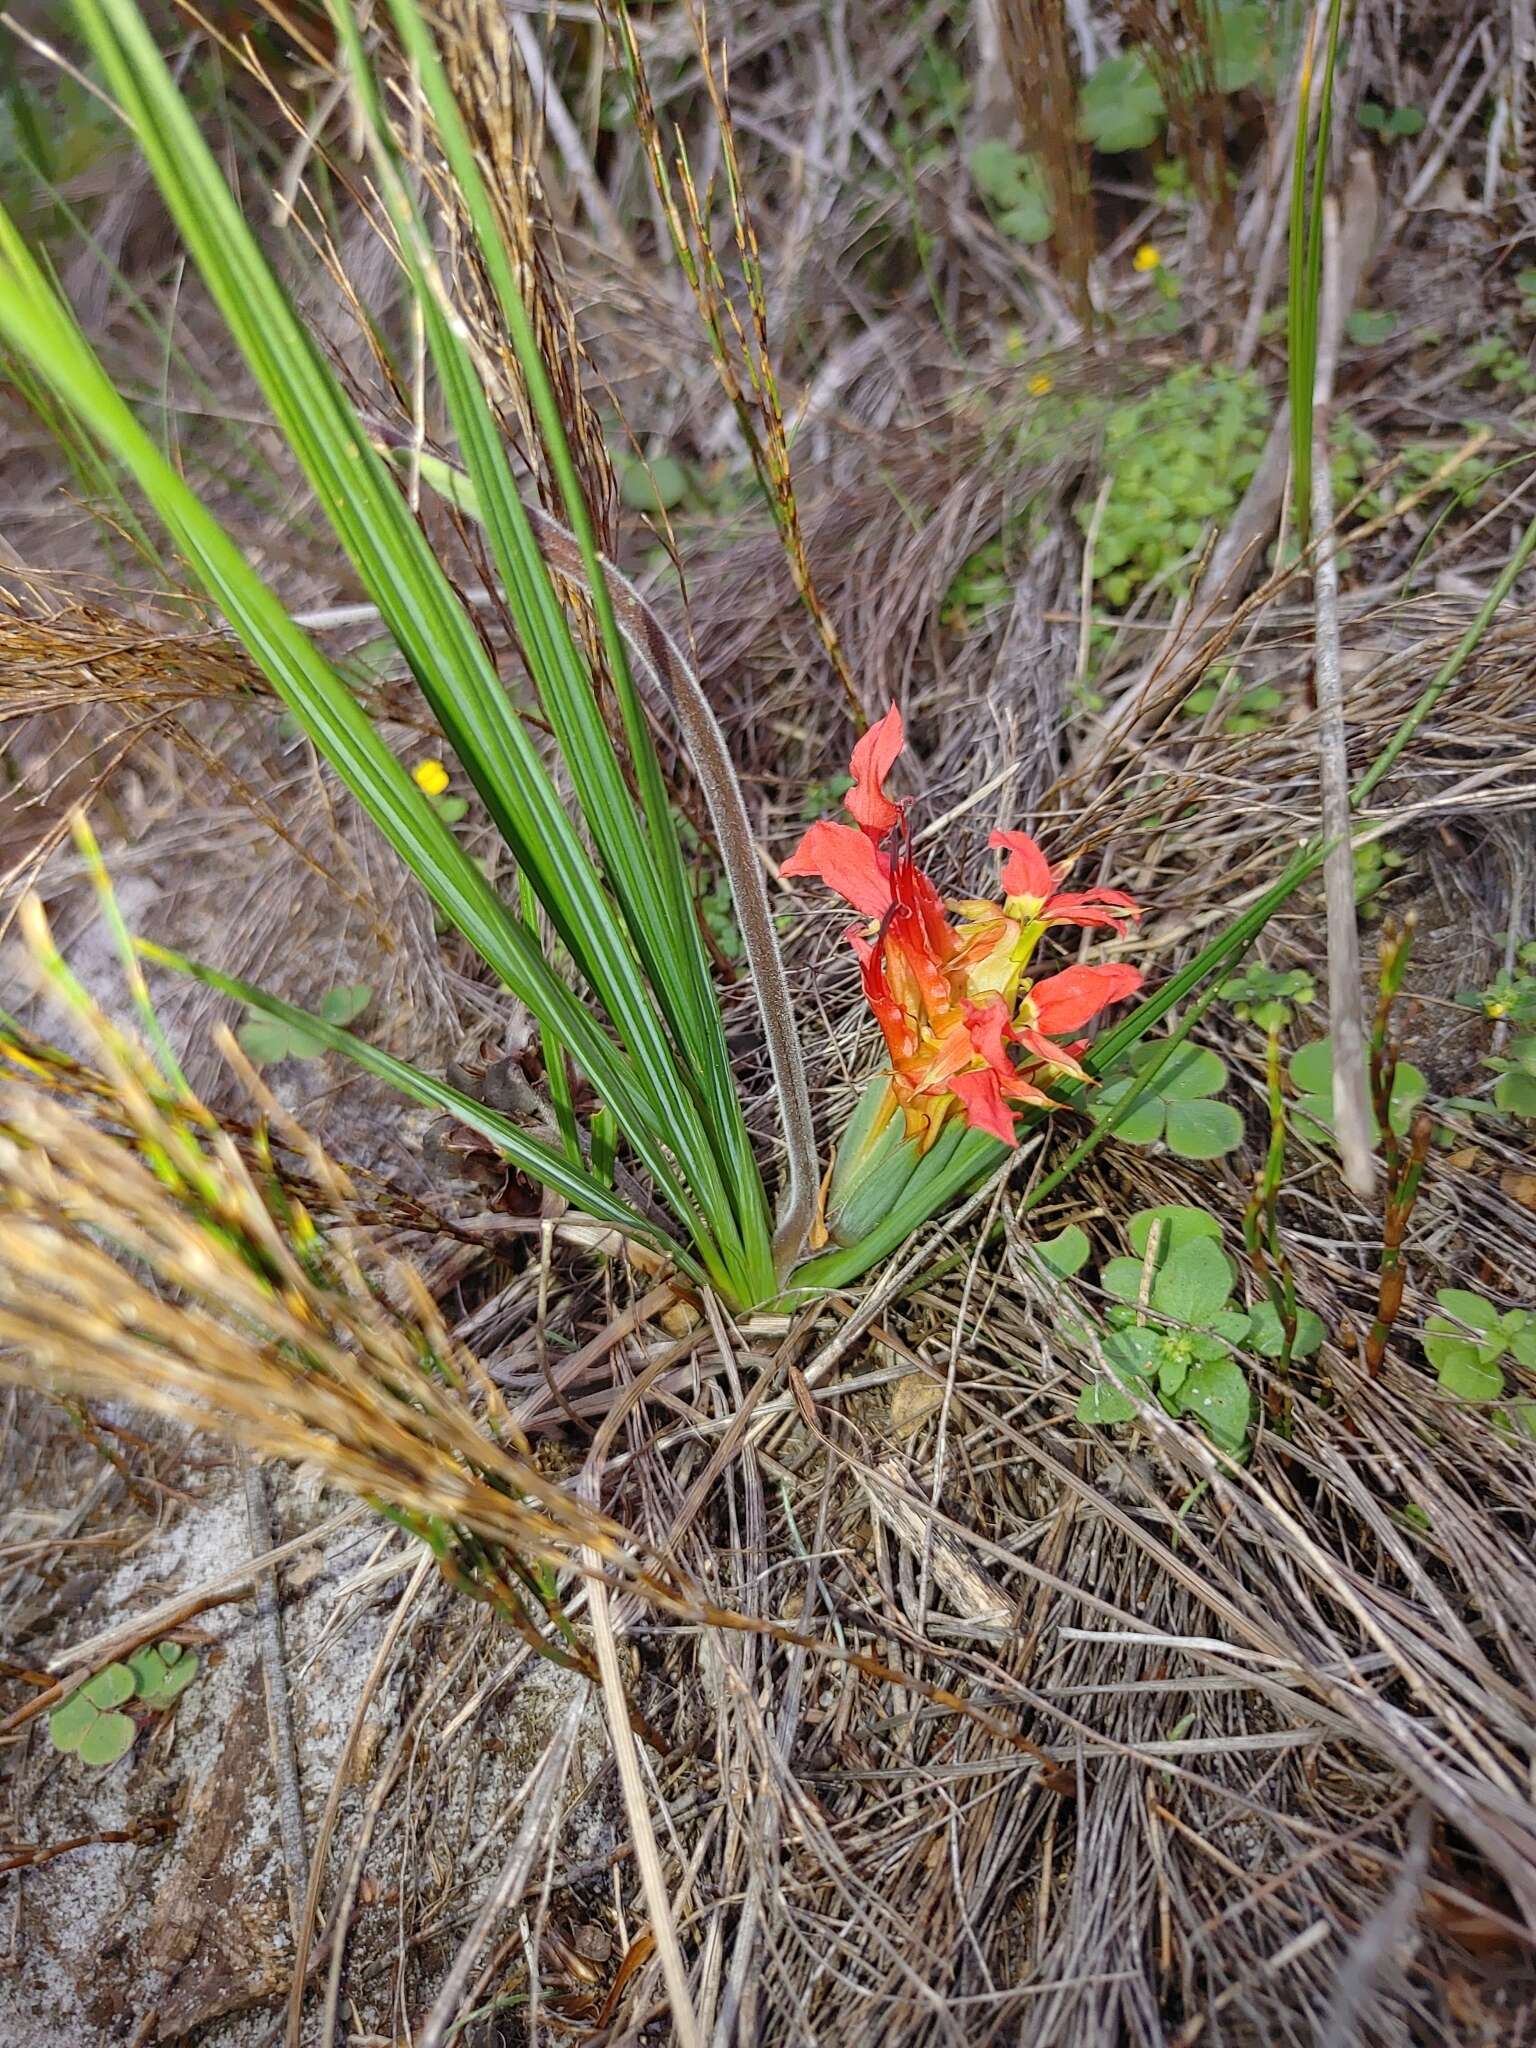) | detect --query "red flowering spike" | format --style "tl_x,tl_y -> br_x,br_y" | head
1026,961 -> 1143,1036
846,703 -> 905,840
780,820 -> 892,919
